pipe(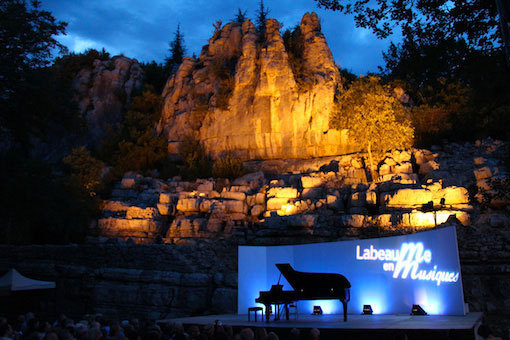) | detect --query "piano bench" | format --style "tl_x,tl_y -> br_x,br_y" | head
289,304 -> 298,319
248,307 -> 263,322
